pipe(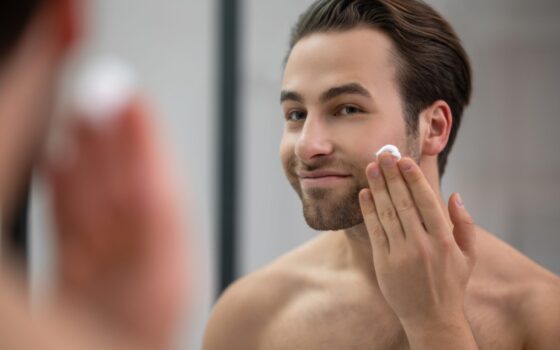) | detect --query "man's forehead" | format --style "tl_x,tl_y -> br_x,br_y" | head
285,28 -> 396,70
282,28 -> 398,98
